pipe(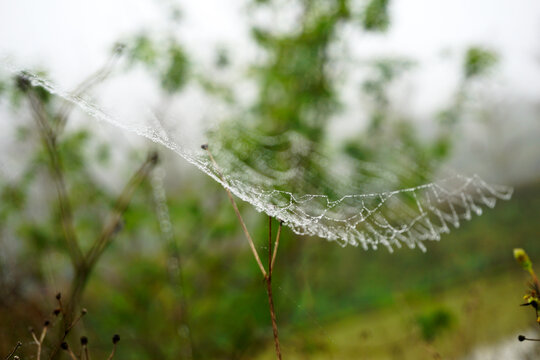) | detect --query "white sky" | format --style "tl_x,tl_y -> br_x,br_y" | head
1,0 -> 539,101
